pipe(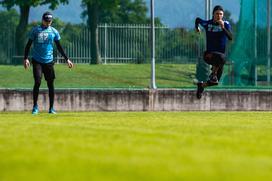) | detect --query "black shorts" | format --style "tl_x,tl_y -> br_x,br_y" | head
32,59 -> 55,82
203,51 -> 226,66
